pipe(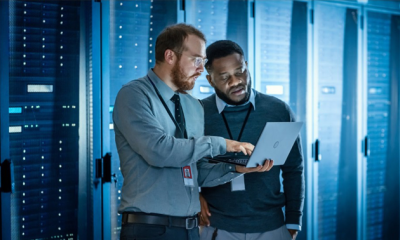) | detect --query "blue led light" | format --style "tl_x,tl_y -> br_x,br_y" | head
9,107 -> 22,114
